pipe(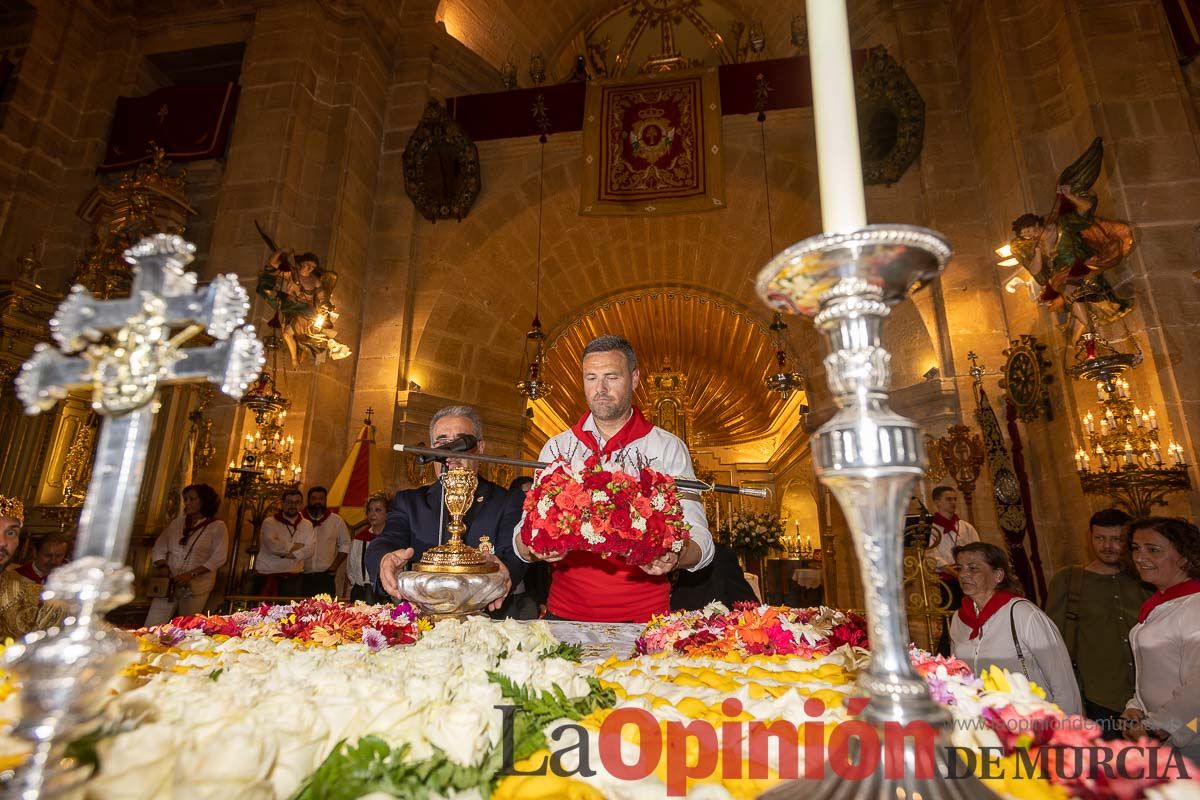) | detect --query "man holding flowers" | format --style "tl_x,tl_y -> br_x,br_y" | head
512,335 -> 714,622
